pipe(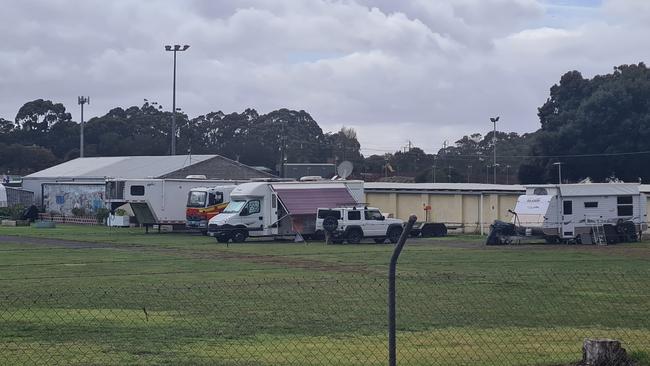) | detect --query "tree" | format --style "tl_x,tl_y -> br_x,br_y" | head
15,99 -> 72,133
519,63 -> 650,183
